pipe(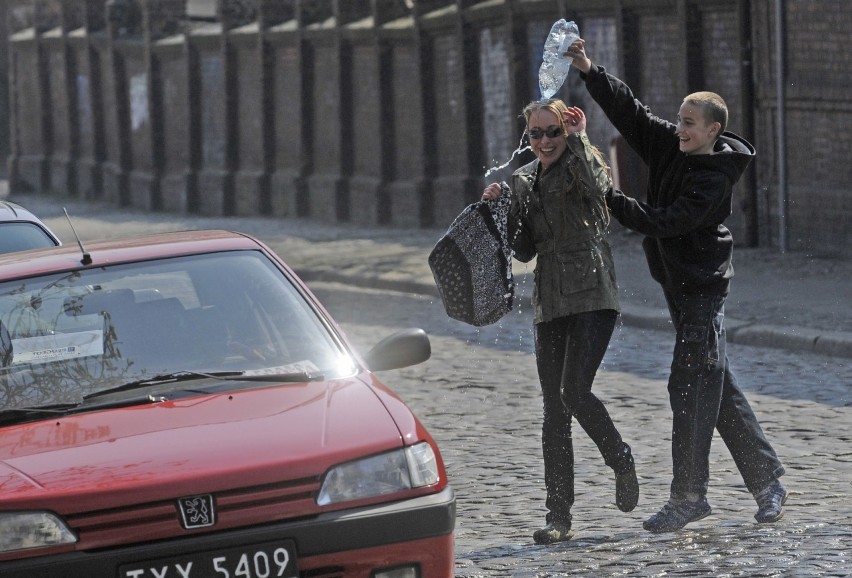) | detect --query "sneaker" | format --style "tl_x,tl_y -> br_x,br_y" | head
533,521 -> 574,544
615,465 -> 639,512
754,479 -> 788,523
643,498 -> 711,533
